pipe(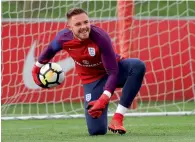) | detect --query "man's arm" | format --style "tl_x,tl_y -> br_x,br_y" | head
32,29 -> 74,87
37,29 -> 73,65
37,39 -> 62,65
87,26 -> 119,118
90,25 -> 119,95
32,37 -> 63,87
